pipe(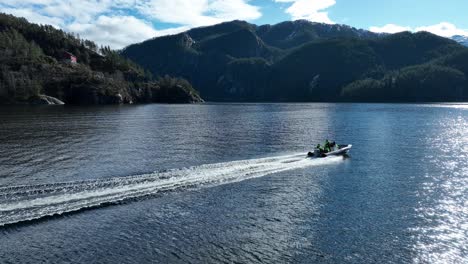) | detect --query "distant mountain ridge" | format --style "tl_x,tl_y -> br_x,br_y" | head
123,20 -> 468,102
452,35 -> 468,47
256,20 -> 383,49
